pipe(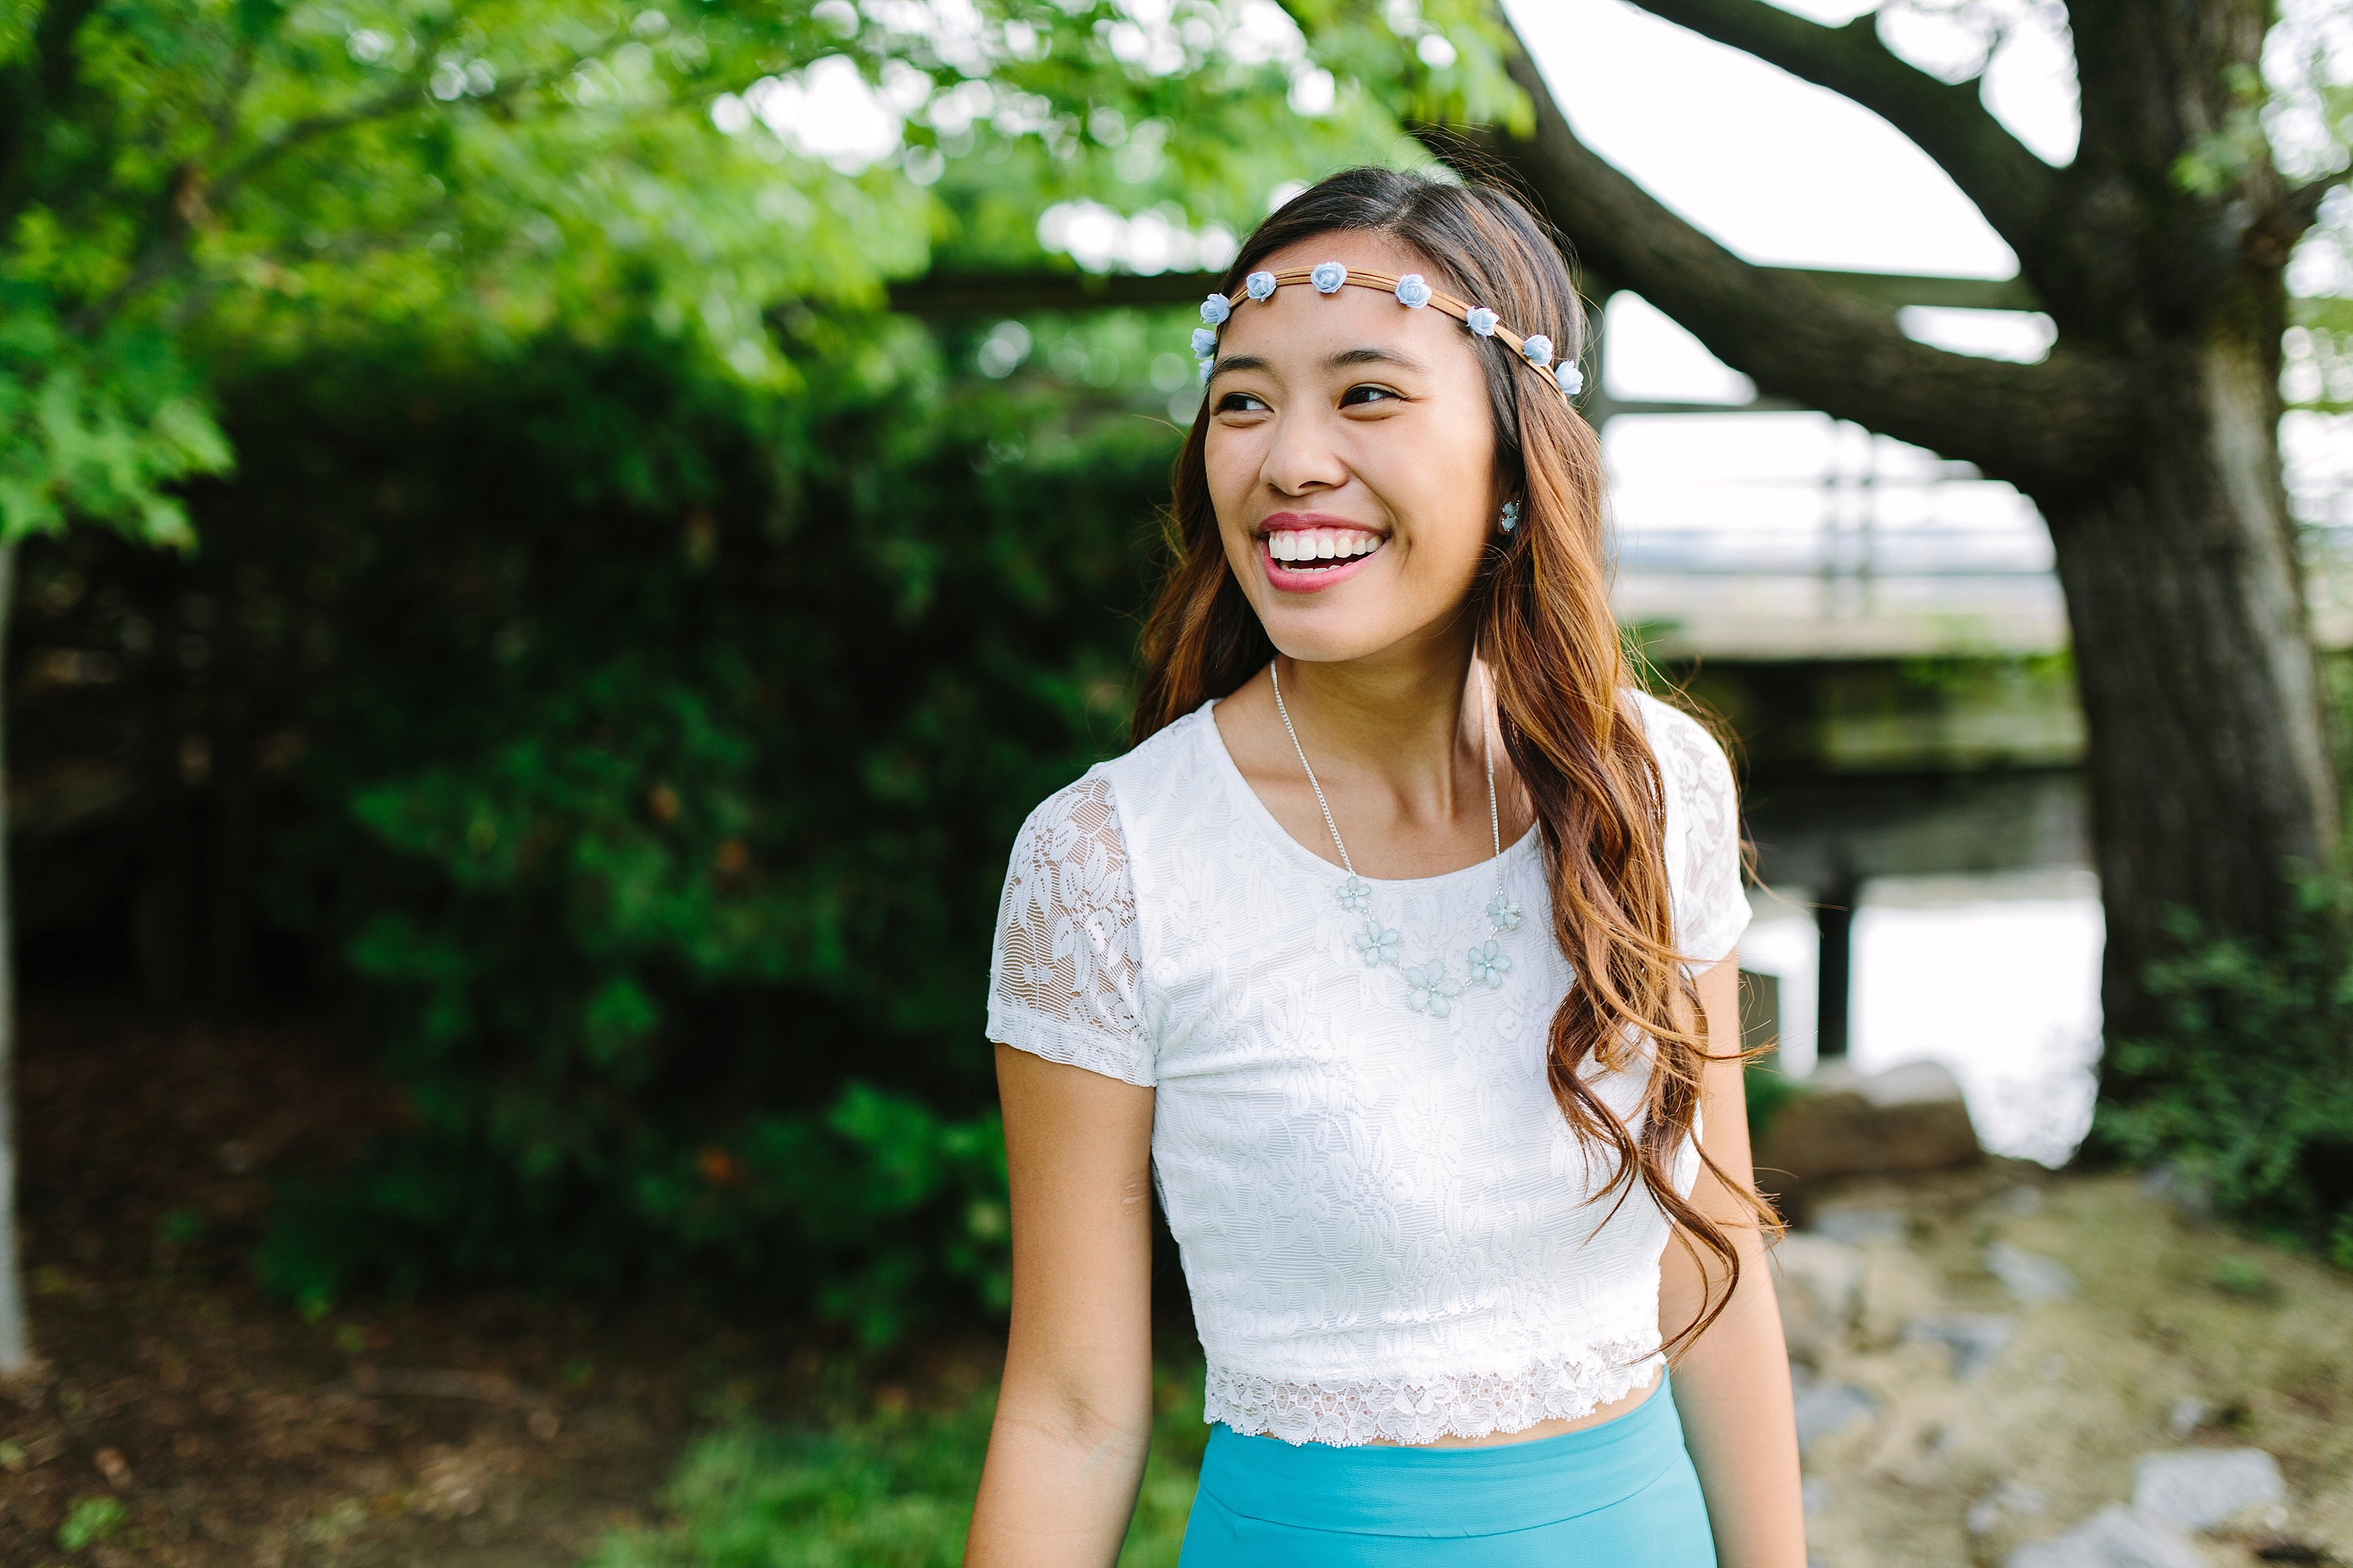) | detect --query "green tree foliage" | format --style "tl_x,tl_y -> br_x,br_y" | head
2097,874 -> 2353,1268
1,0 -> 1521,544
